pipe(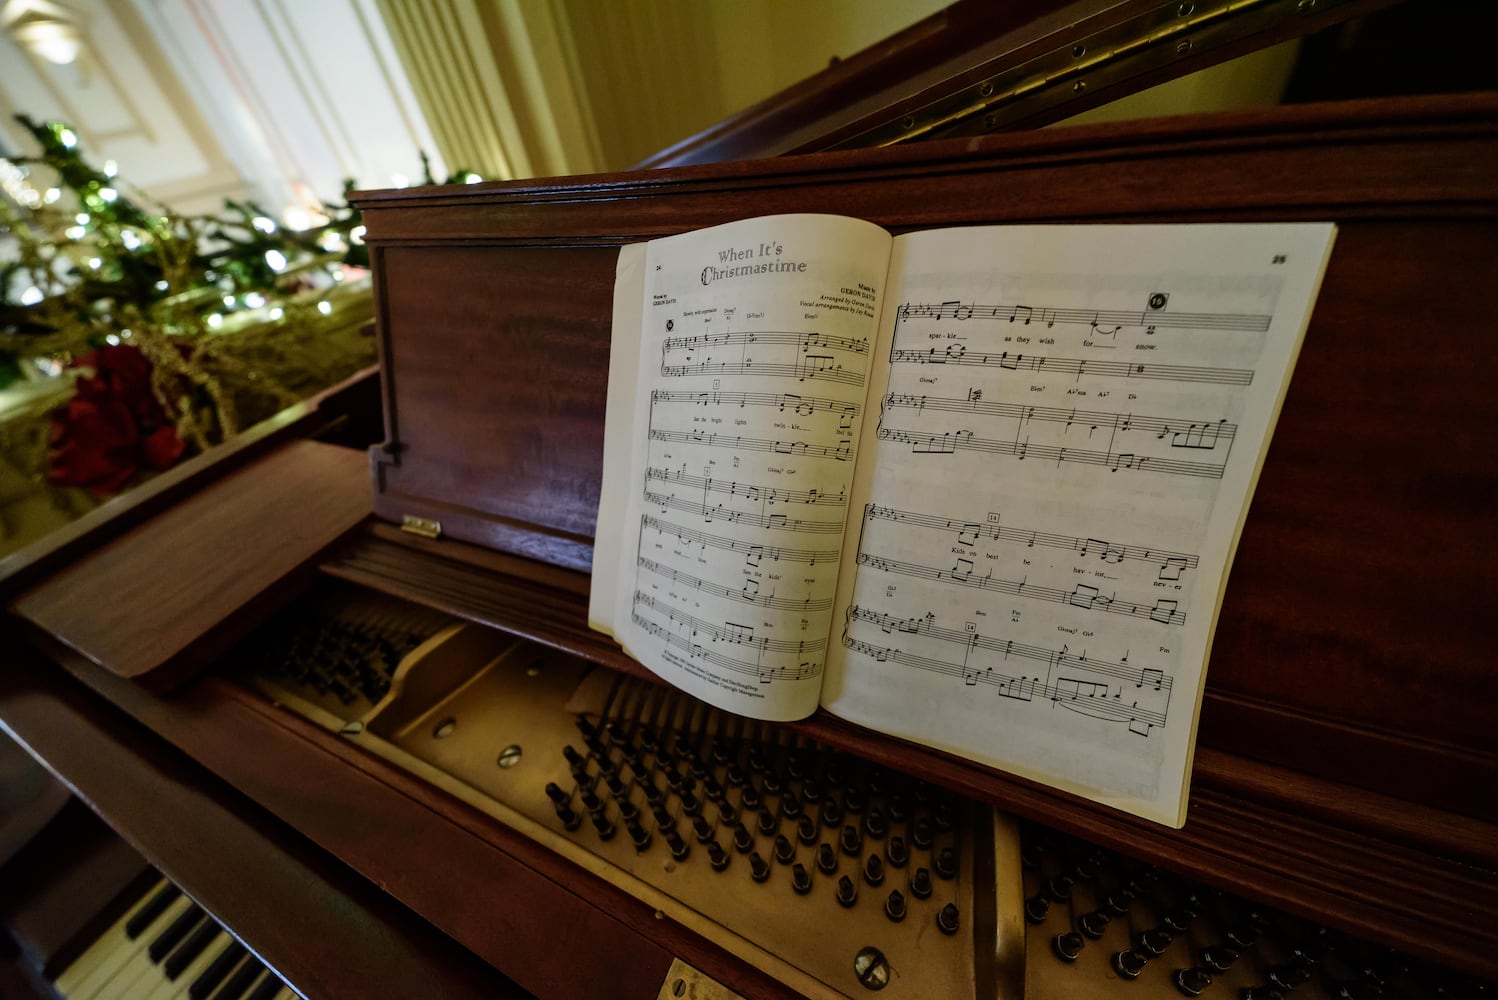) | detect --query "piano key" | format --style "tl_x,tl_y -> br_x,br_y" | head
127,883 -> 183,939
243,972 -> 288,1000
188,940 -> 247,1000
148,904 -> 209,964
206,954 -> 267,1000
67,894 -> 194,1000
163,921 -> 223,980
55,878 -> 170,996
149,934 -> 234,1000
